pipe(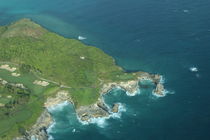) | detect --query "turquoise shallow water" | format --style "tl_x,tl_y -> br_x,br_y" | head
1,0 -> 210,139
